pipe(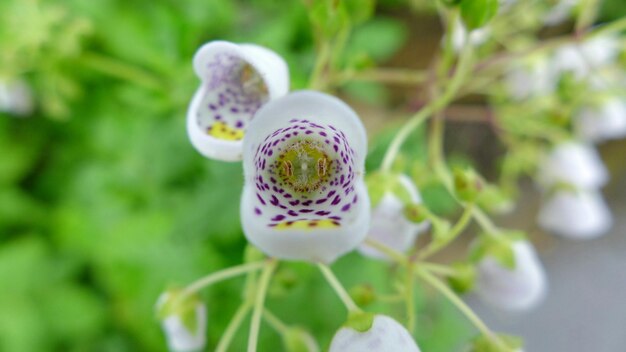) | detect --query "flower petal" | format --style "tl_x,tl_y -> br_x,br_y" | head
157,293 -> 207,352
329,315 -> 421,352
358,174 -> 428,260
575,99 -> 626,143
538,189 -> 612,239
0,79 -> 33,116
476,240 -> 547,311
536,142 -> 608,190
241,91 -> 369,263
187,41 -> 289,161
